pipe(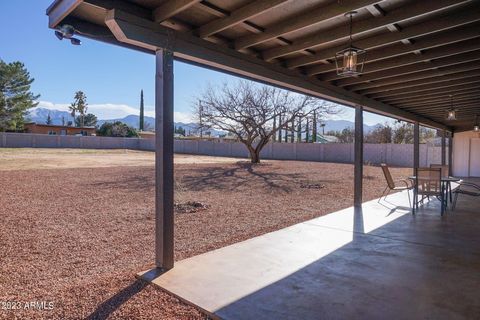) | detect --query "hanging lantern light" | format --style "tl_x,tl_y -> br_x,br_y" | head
474,115 -> 479,132
446,95 -> 458,121
335,11 -> 366,77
